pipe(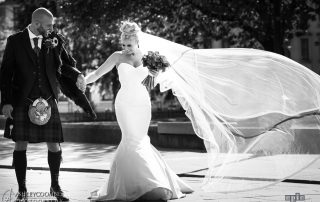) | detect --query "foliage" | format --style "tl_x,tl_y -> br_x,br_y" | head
12,0 -> 58,30
186,0 -> 320,54
0,16 -> 14,64
7,0 -> 320,104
